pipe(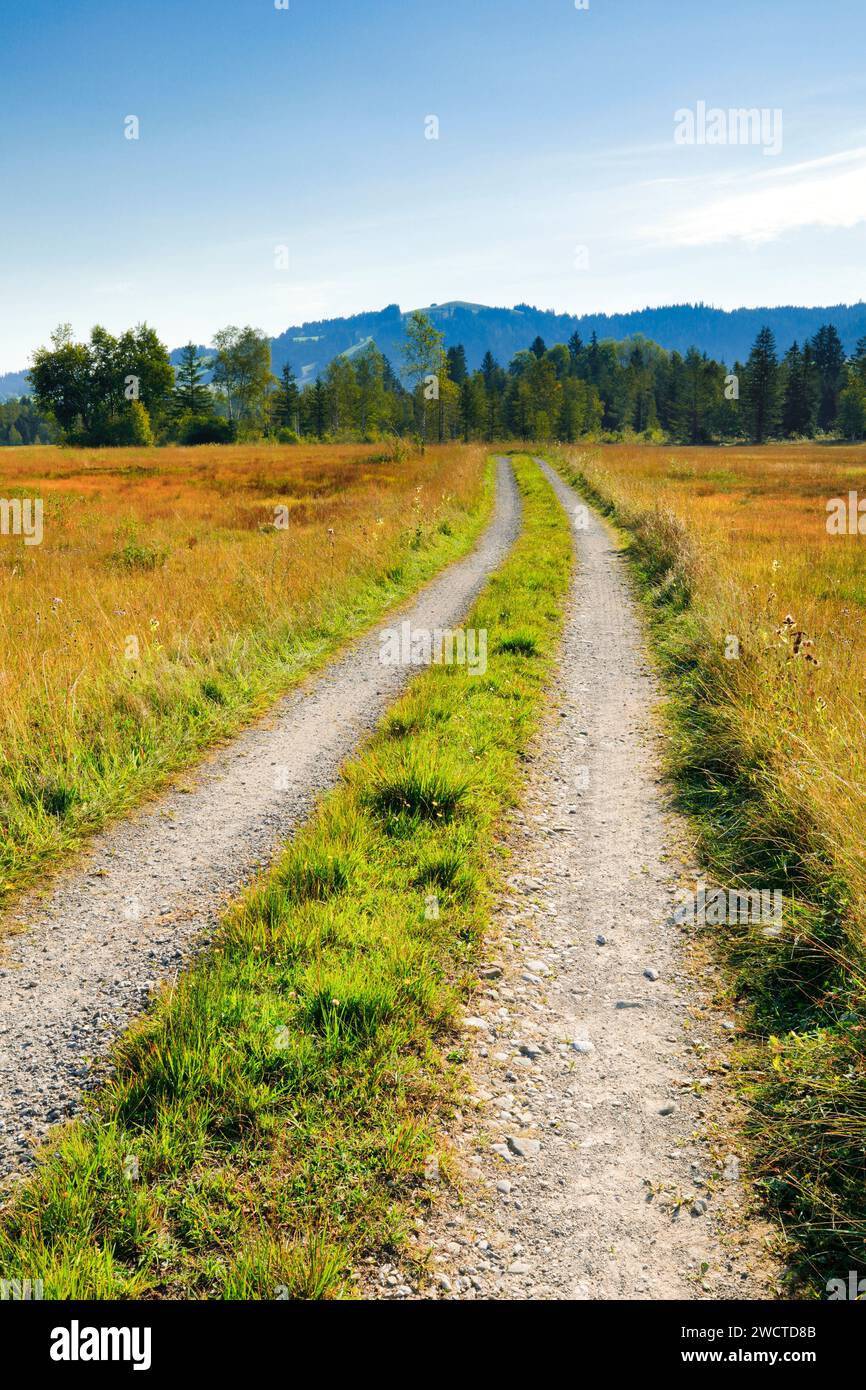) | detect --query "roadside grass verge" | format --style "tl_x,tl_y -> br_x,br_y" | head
0,443 -> 491,911
548,448 -> 866,1294
0,455 -> 572,1299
